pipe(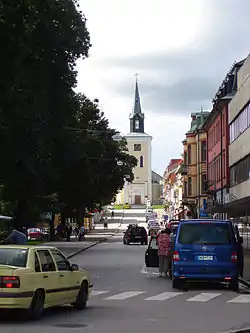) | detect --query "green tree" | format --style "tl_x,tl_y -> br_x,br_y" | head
0,0 -> 91,227
57,94 -> 137,222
